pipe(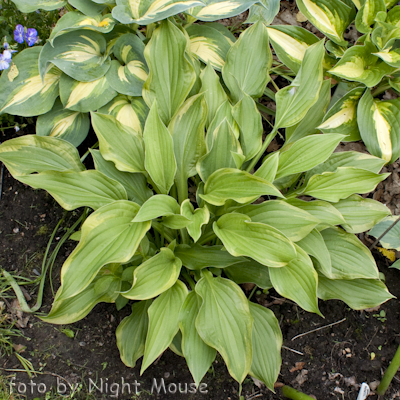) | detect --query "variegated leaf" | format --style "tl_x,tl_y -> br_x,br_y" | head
355,0 -> 386,34
69,0 -> 106,16
188,0 -> 258,21
112,0 -> 204,24
0,47 -> 60,117
245,0 -> 280,25
60,73 -> 117,112
39,29 -> 111,82
36,99 -> 90,147
10,0 -> 66,12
